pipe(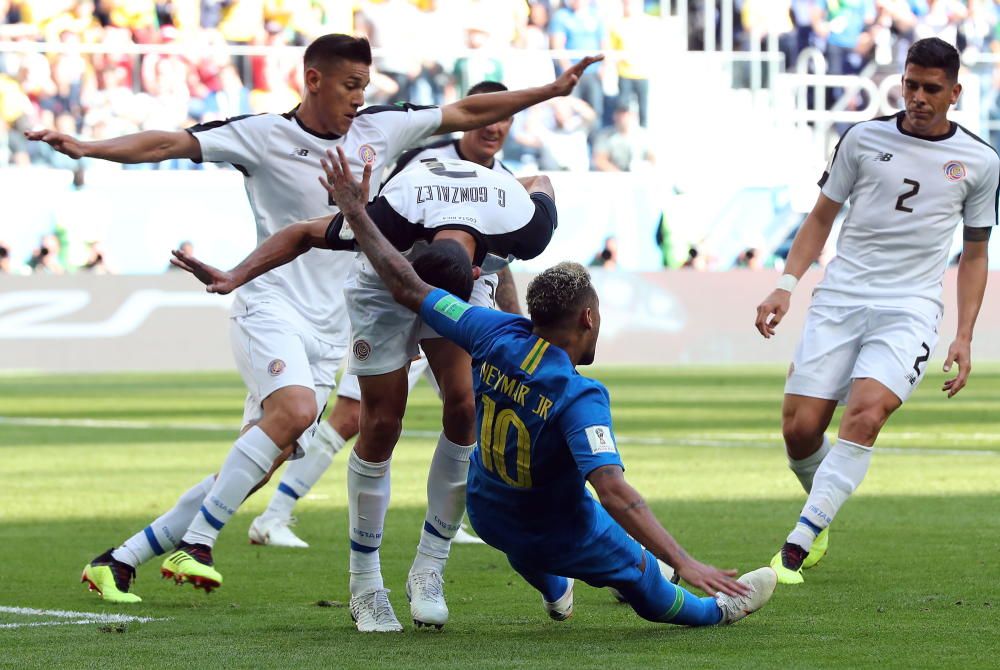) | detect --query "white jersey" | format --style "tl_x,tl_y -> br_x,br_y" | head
188,104 -> 442,343
816,112 -> 999,315
329,156 -> 555,265
383,136 -> 513,183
